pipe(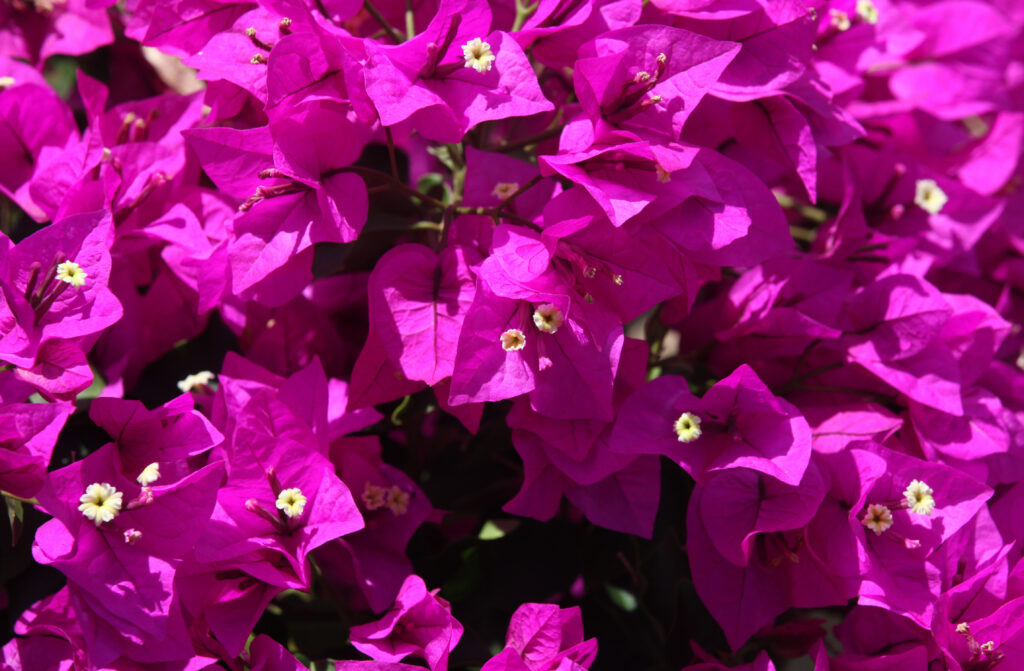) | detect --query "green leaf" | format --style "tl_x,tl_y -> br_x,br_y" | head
417,172 -> 446,194
604,584 -> 638,612
427,145 -> 457,172
75,365 -> 107,403
44,56 -> 77,99
478,519 -> 522,541
4,495 -> 23,546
